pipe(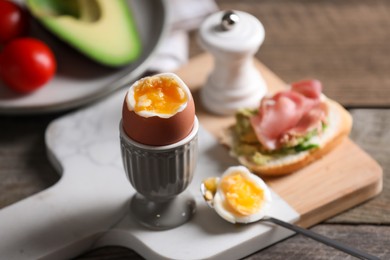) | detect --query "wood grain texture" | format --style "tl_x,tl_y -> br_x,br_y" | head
75,225 -> 389,260
244,225 -> 390,260
0,115 -> 59,209
327,109 -> 390,224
